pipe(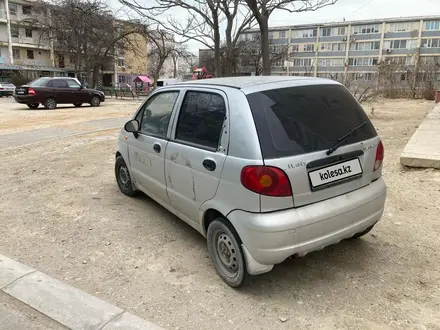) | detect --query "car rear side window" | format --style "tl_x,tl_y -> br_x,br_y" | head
49,79 -> 68,88
246,84 -> 377,159
175,91 -> 226,150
